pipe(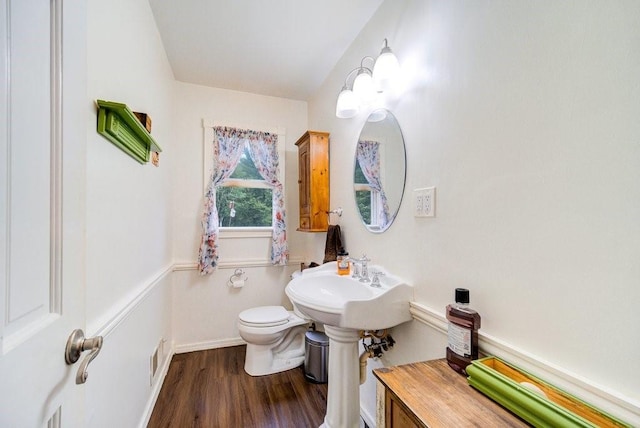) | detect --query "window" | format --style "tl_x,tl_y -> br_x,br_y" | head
354,158 -> 379,227
355,140 -> 390,231
216,143 -> 273,228
202,121 -> 286,233
198,122 -> 288,274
